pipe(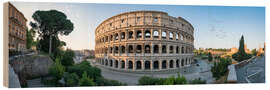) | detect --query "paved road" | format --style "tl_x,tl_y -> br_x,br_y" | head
93,59 -> 213,85
236,56 -> 265,83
